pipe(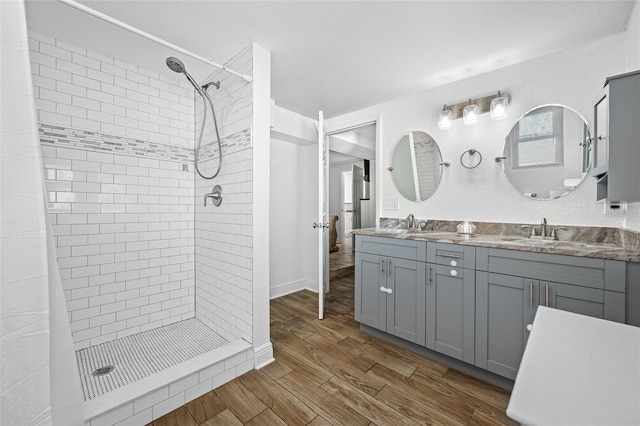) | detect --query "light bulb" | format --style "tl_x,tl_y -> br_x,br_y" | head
438,109 -> 453,130
463,104 -> 479,126
490,95 -> 509,120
